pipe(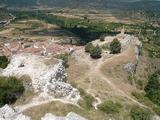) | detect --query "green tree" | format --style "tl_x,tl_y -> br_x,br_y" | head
85,42 -> 94,53
0,77 -> 24,107
130,106 -> 151,120
110,38 -> 121,54
0,56 -> 9,69
144,71 -> 160,106
98,100 -> 122,114
56,53 -> 70,68
90,45 -> 102,59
